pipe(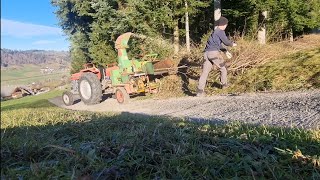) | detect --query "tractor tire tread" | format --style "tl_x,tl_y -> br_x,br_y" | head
116,87 -> 130,104
79,72 -> 102,105
62,91 -> 74,106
